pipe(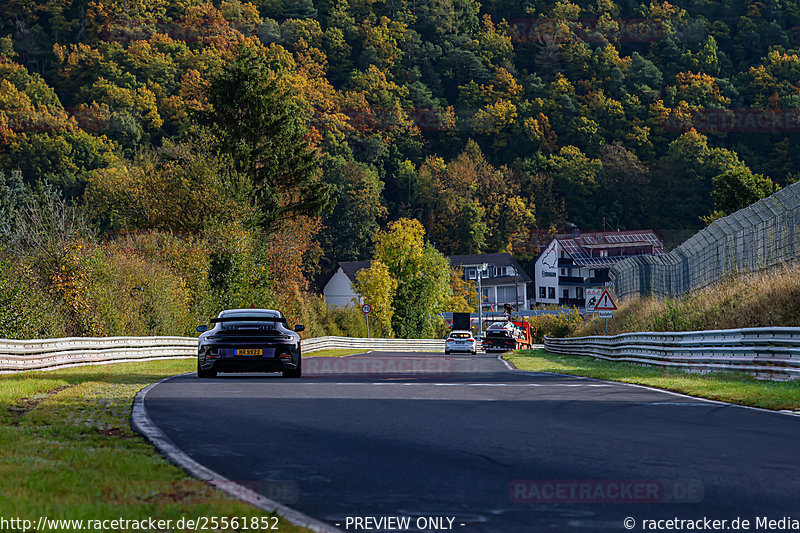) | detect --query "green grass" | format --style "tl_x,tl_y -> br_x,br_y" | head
304,349 -> 368,357
507,349 -> 800,411
0,360 -> 310,531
